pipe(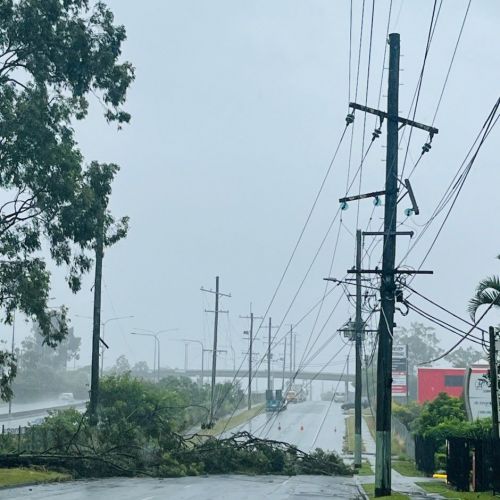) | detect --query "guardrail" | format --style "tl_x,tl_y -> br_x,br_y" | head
0,401 -> 87,426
